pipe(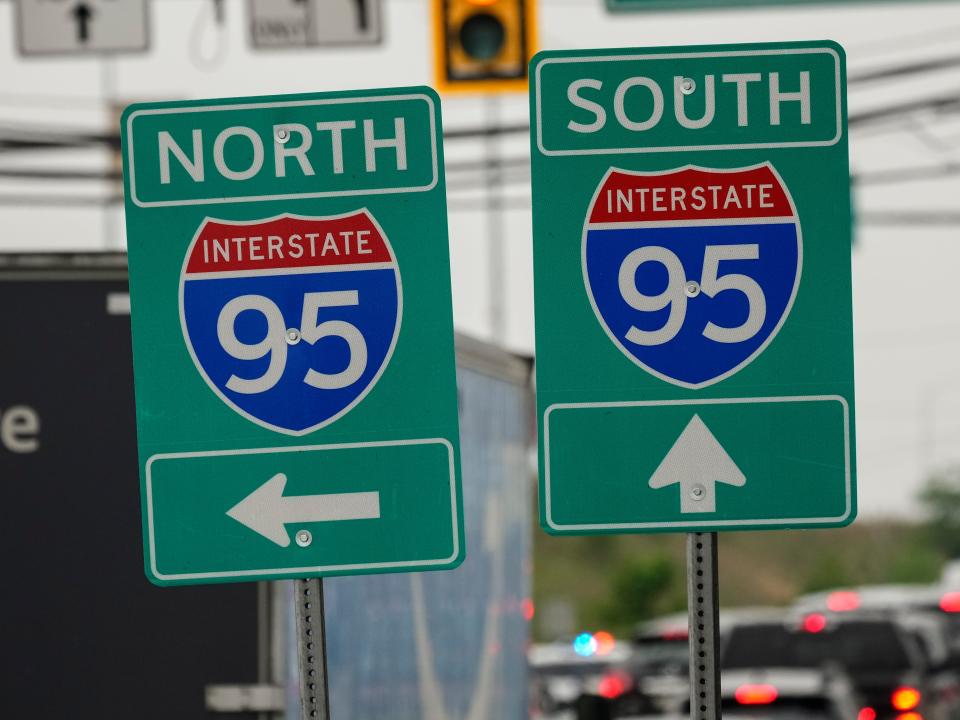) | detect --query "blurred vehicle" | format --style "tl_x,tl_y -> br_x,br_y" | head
793,586 -> 940,617
574,608 -> 785,719
530,634 -> 631,718
720,668 -> 862,720
794,585 -> 960,670
723,613 -> 960,720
